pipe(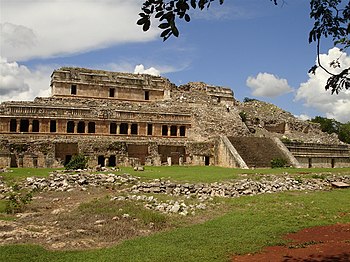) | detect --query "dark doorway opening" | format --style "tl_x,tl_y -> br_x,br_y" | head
50,120 -> 57,132
10,154 -> 18,167
67,121 -> 74,133
98,155 -> 105,167
20,119 -> 29,132
10,119 -> 17,132
77,121 -> 85,133
179,126 -> 186,136
110,123 -> 117,134
131,123 -> 138,135
147,124 -> 153,136
109,155 -> 116,167
170,125 -> 177,136
32,120 -> 39,132
162,125 -> 168,136
120,123 -> 128,134
331,158 -> 335,168
65,155 -> 72,165
88,122 -> 95,133
205,156 -> 210,166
